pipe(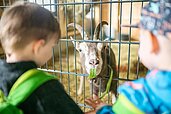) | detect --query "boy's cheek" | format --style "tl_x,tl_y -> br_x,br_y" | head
138,47 -> 143,61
